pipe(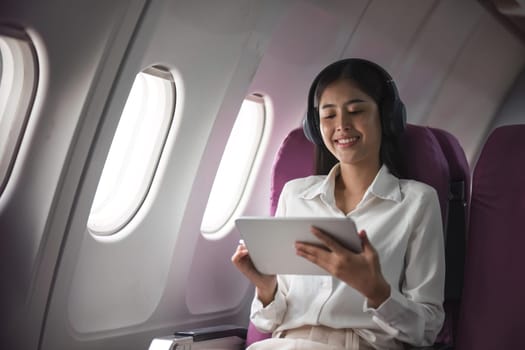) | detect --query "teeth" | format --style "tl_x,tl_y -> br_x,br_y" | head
338,137 -> 358,144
